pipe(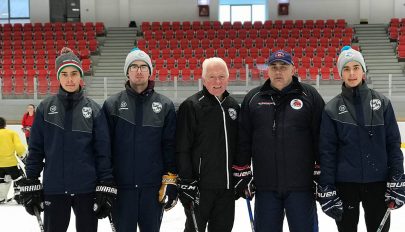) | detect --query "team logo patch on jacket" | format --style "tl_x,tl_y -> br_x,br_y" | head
228,108 -> 237,120
152,102 -> 162,113
119,101 -> 128,110
82,107 -> 92,118
338,105 -> 348,114
370,99 -> 381,111
48,105 -> 58,114
290,99 -> 303,110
